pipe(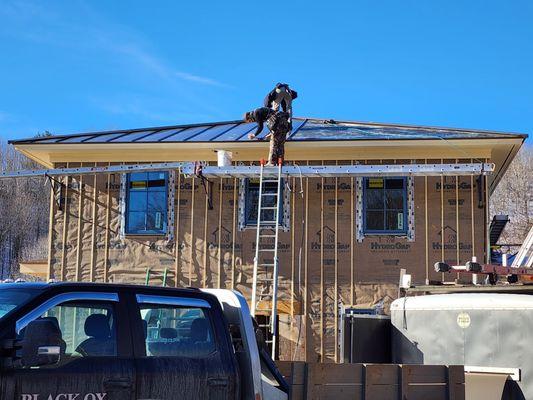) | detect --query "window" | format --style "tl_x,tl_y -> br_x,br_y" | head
243,178 -> 285,227
140,304 -> 216,358
0,288 -> 41,320
18,301 -> 117,361
126,172 -> 168,235
363,177 -> 407,234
